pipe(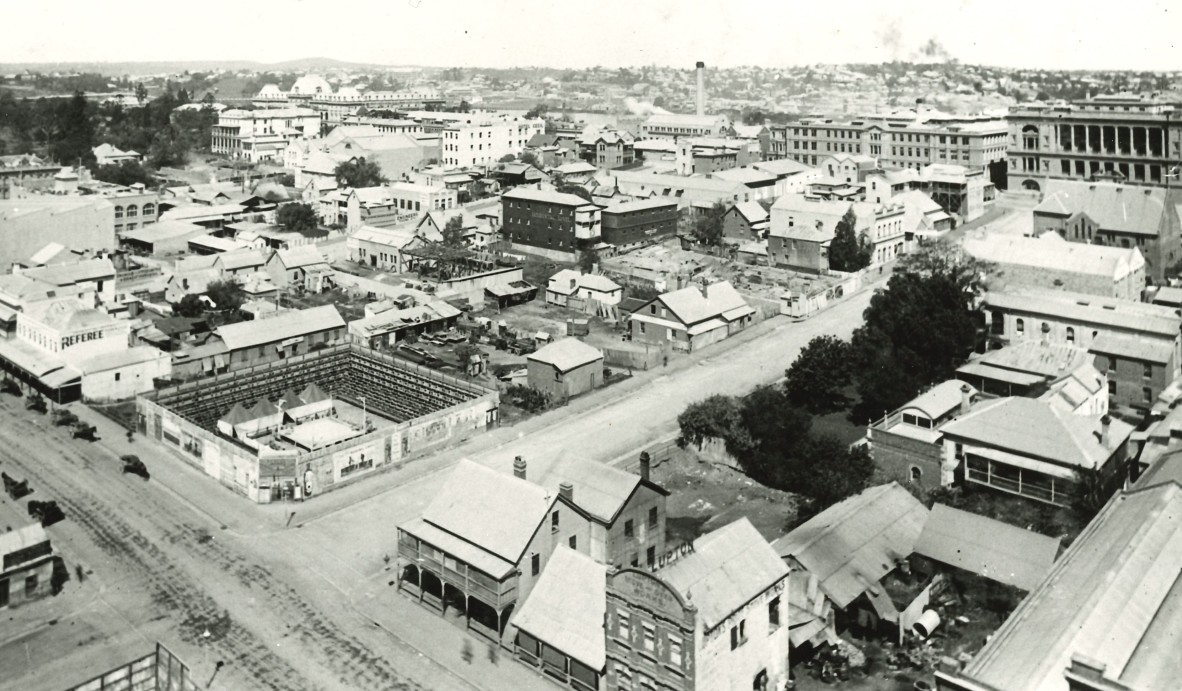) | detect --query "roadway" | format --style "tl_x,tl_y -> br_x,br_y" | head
0,282 -> 877,691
